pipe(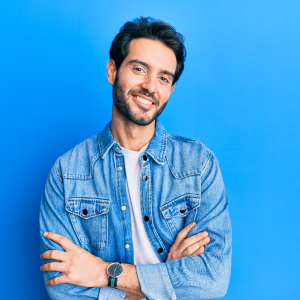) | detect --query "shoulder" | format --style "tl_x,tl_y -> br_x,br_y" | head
54,133 -> 100,180
165,132 -> 215,179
